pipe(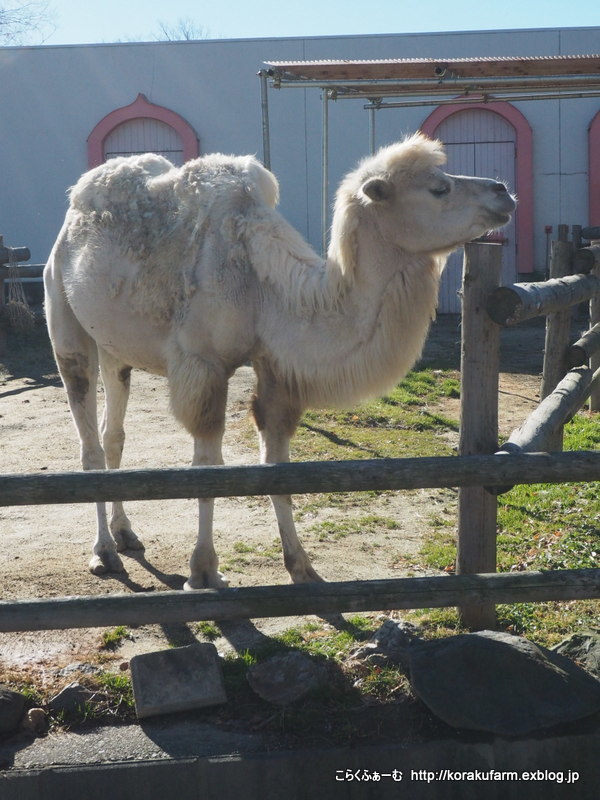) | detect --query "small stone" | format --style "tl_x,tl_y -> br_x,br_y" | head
247,652 -> 327,706
552,632 -> 600,679
49,682 -> 95,715
348,619 -> 421,669
20,708 -> 48,736
0,686 -> 27,734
